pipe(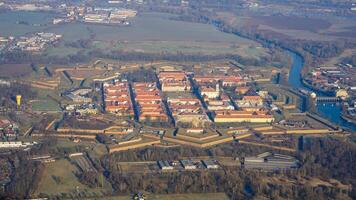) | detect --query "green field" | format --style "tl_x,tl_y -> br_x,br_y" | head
30,99 -> 61,112
44,44 -> 81,57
